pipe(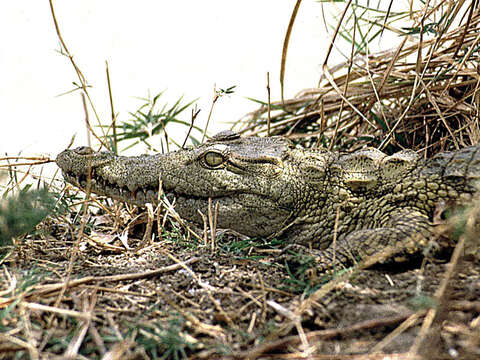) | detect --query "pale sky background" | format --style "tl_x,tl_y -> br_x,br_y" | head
2,1 -> 345,160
